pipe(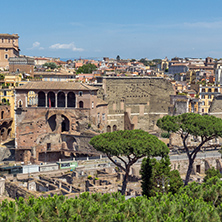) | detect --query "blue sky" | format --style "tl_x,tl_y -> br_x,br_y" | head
2,0 -> 222,60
